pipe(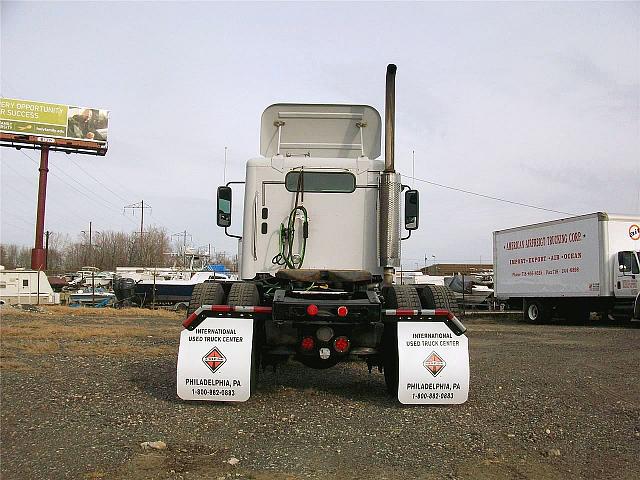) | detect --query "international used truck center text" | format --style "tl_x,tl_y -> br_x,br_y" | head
188,328 -> 243,343
407,331 -> 461,348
